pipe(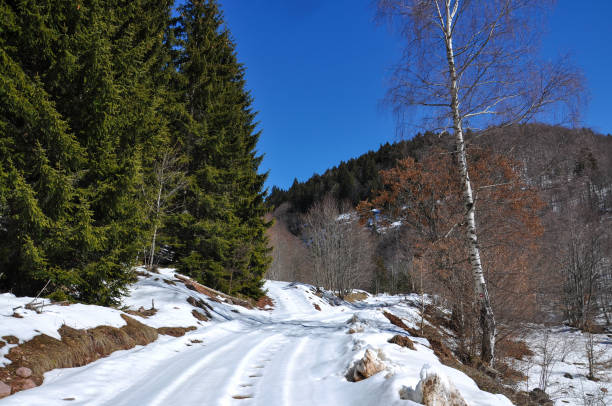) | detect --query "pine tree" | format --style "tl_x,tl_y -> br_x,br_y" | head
0,0 -> 173,304
167,0 -> 270,298
0,1 -> 92,298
